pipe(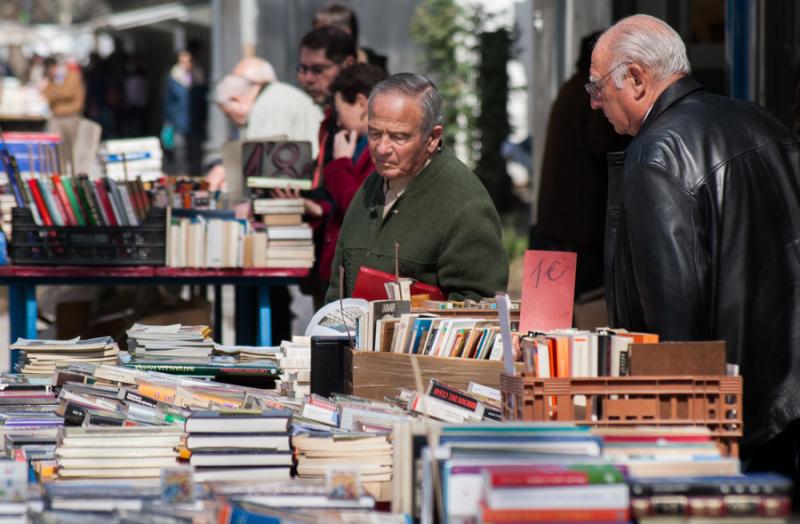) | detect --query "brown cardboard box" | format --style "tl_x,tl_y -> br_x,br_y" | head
628,341 -> 727,376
